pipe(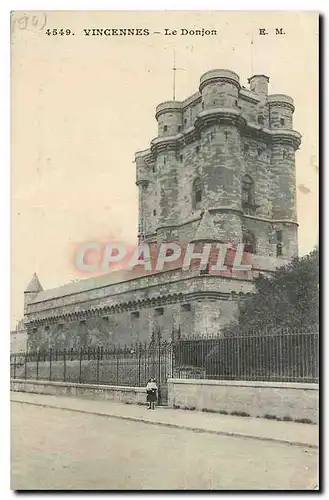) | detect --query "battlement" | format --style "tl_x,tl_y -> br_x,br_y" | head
267,94 -> 295,110
153,69 -> 296,137
155,101 -> 183,119
199,69 -> 241,91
